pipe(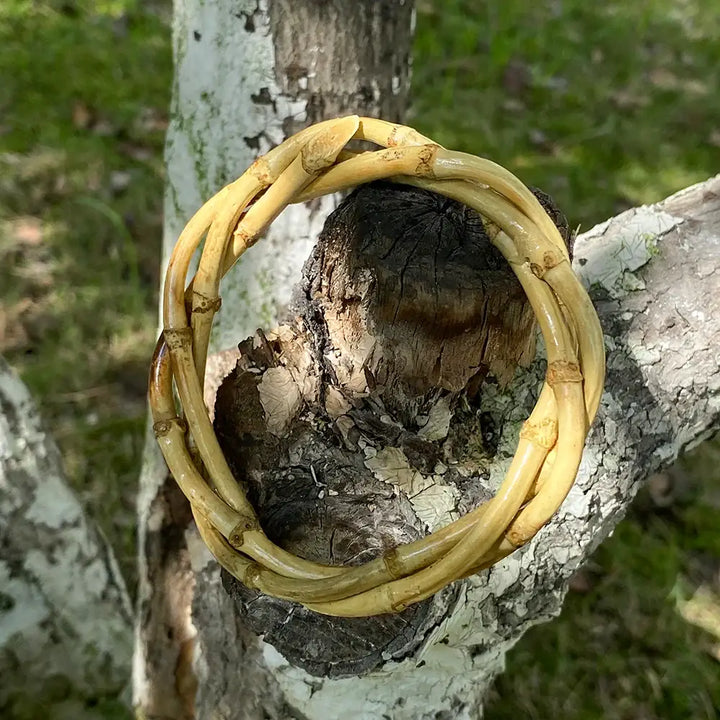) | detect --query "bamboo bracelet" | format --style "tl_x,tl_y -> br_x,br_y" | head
149,115 -> 605,617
